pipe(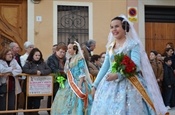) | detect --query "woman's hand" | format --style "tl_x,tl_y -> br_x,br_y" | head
106,73 -> 118,81
91,87 -> 96,99
168,85 -> 171,88
37,70 -> 41,75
